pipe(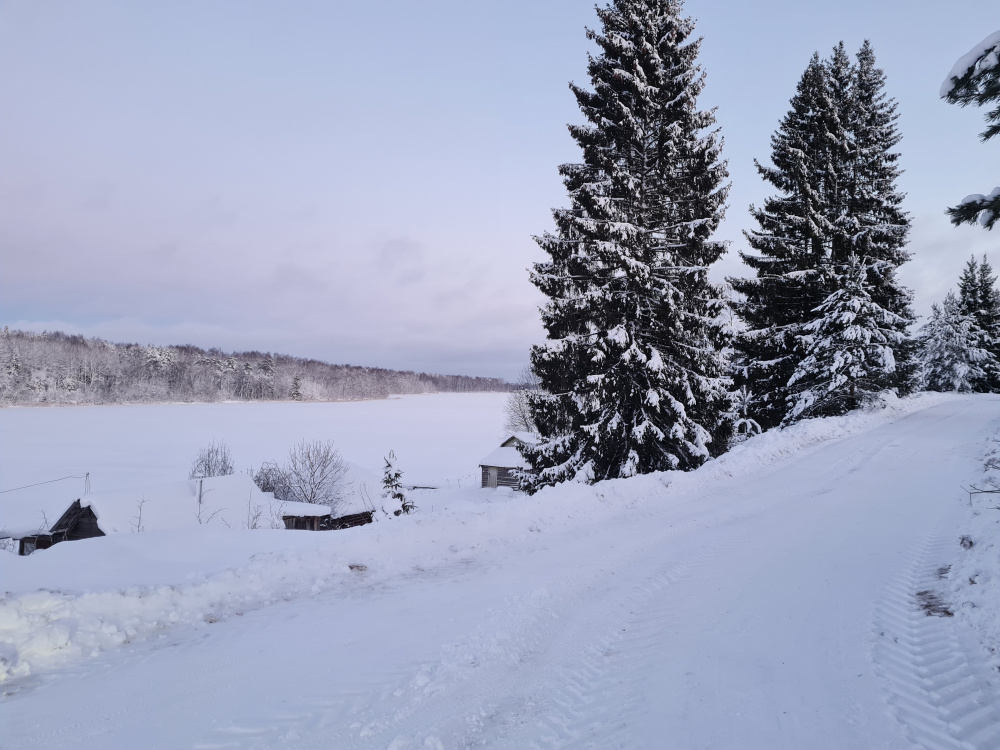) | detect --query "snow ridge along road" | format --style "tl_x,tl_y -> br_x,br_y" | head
1,393 -> 998,749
